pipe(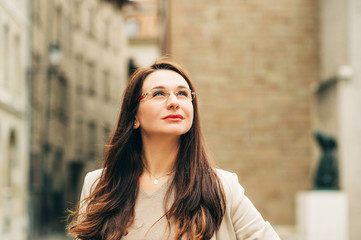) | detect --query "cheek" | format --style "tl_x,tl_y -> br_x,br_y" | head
137,105 -> 160,123
185,104 -> 194,124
